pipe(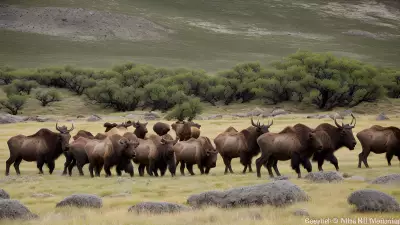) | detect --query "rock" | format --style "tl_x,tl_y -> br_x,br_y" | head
271,176 -> 289,181
144,112 -> 160,119
0,189 -> 10,199
376,112 -> 389,121
76,115 -> 85,118
87,115 -> 101,122
207,114 -> 223,120
247,108 -> 264,117
304,171 -> 344,183
187,180 -> 308,208
346,176 -> 366,182
342,173 -> 351,178
306,114 -> 330,119
371,174 -> 400,185
340,110 -> 353,117
125,114 -> 138,119
128,202 -> 191,214
329,112 -> 343,120
269,109 -> 289,117
293,208 -> 309,216
348,189 -> 400,212
232,113 -> 248,118
25,116 -> 51,122
56,194 -> 102,208
0,199 -> 38,220
0,113 -> 25,124
31,193 -> 54,198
